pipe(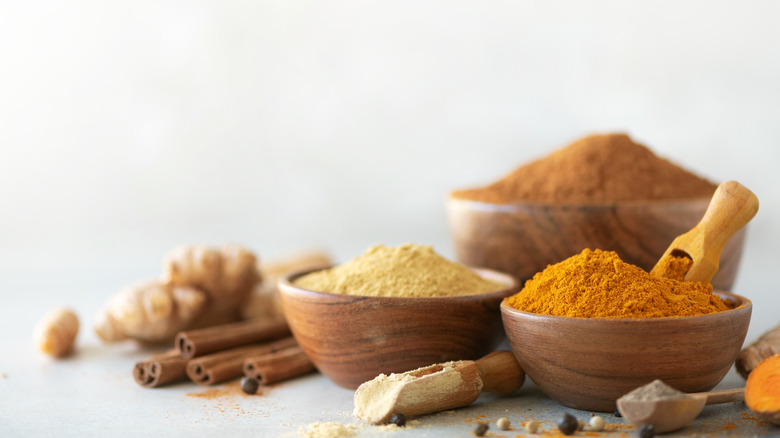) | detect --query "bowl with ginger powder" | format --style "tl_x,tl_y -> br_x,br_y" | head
447,133 -> 747,290
500,249 -> 751,412
277,243 -> 519,389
